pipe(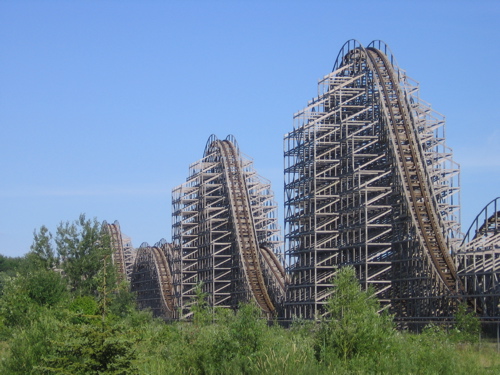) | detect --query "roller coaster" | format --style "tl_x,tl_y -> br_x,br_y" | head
104,220 -> 135,283
104,40 -> 499,323
457,198 -> 500,317
172,135 -> 285,318
285,40 -> 463,321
